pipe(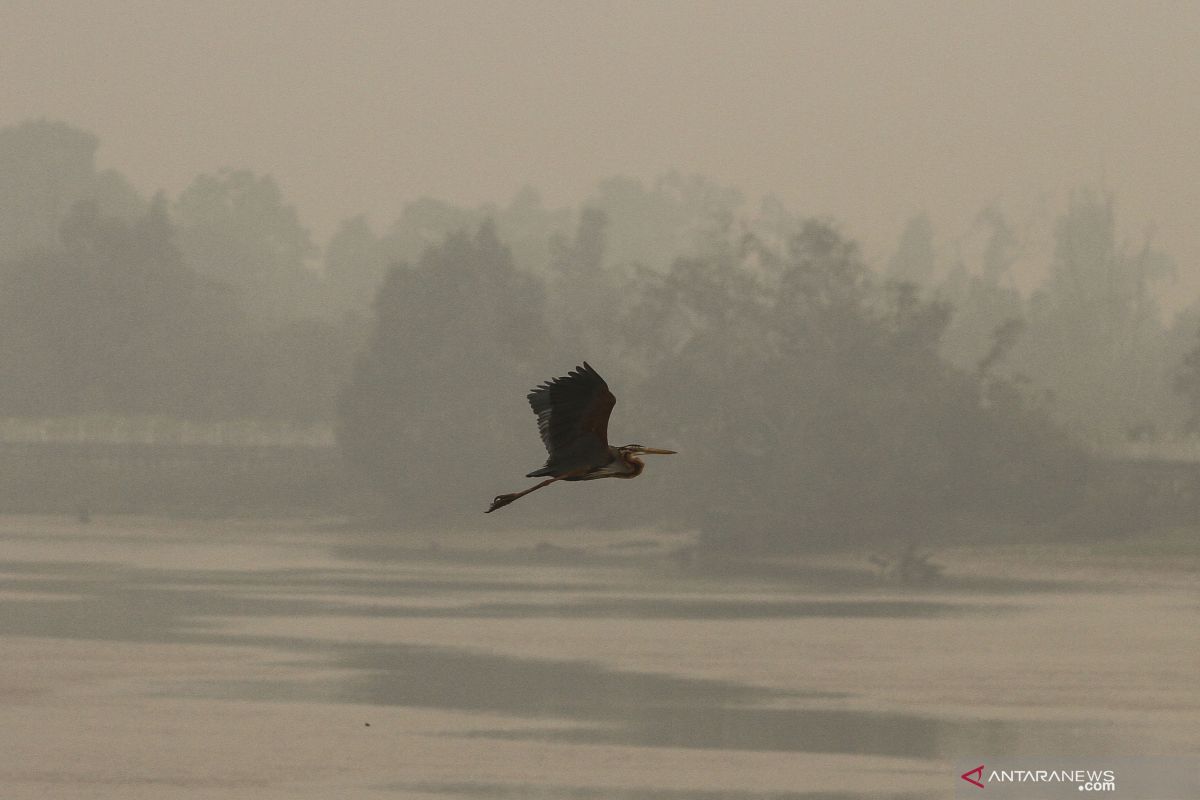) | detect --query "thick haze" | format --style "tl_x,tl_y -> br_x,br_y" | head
4,0 -> 1198,279
1,7 -> 1198,793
